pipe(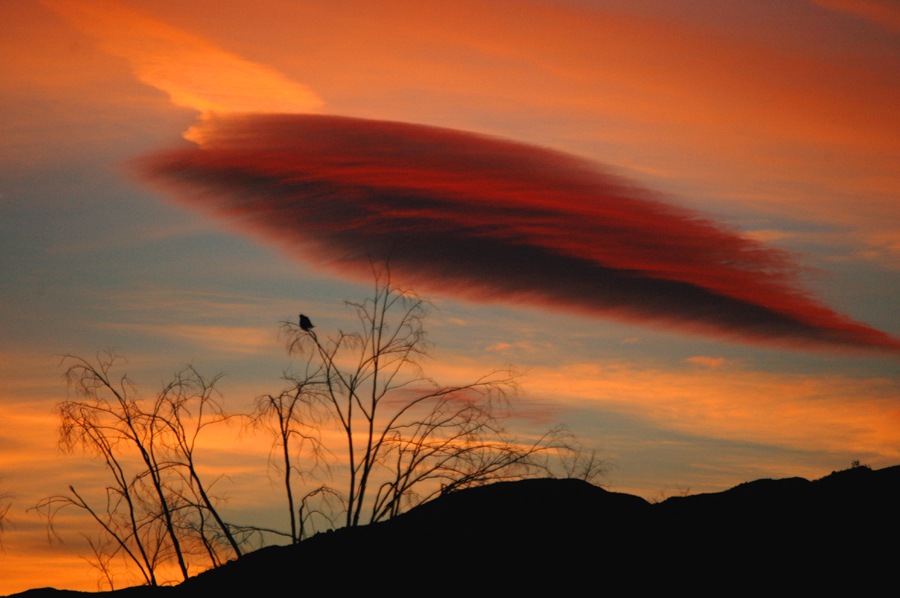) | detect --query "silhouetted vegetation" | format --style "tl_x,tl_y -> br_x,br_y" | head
36,270 -> 599,587
254,267 -> 587,532
0,485 -> 10,551
22,463 -> 885,597
35,356 -> 244,588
